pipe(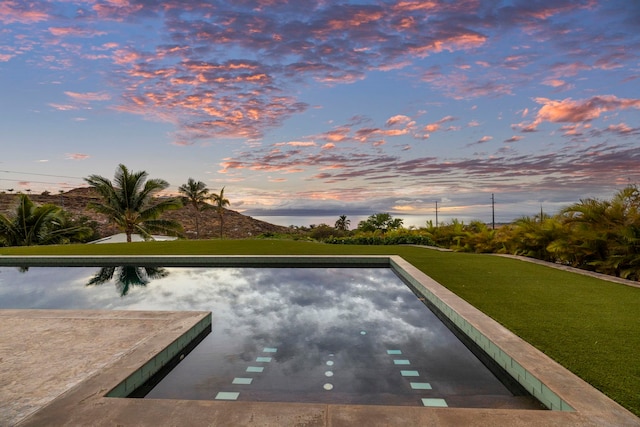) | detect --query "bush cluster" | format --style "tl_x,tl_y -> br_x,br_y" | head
326,233 -> 435,246
315,186 -> 640,281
